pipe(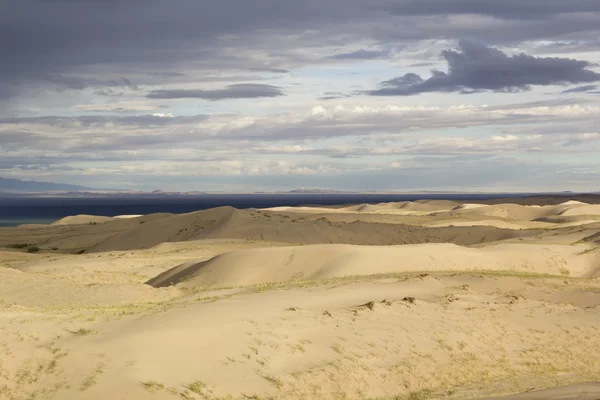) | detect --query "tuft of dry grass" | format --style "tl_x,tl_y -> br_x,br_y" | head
141,380 -> 165,393
407,389 -> 433,400
80,363 -> 104,391
260,374 -> 284,390
68,328 -> 97,336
